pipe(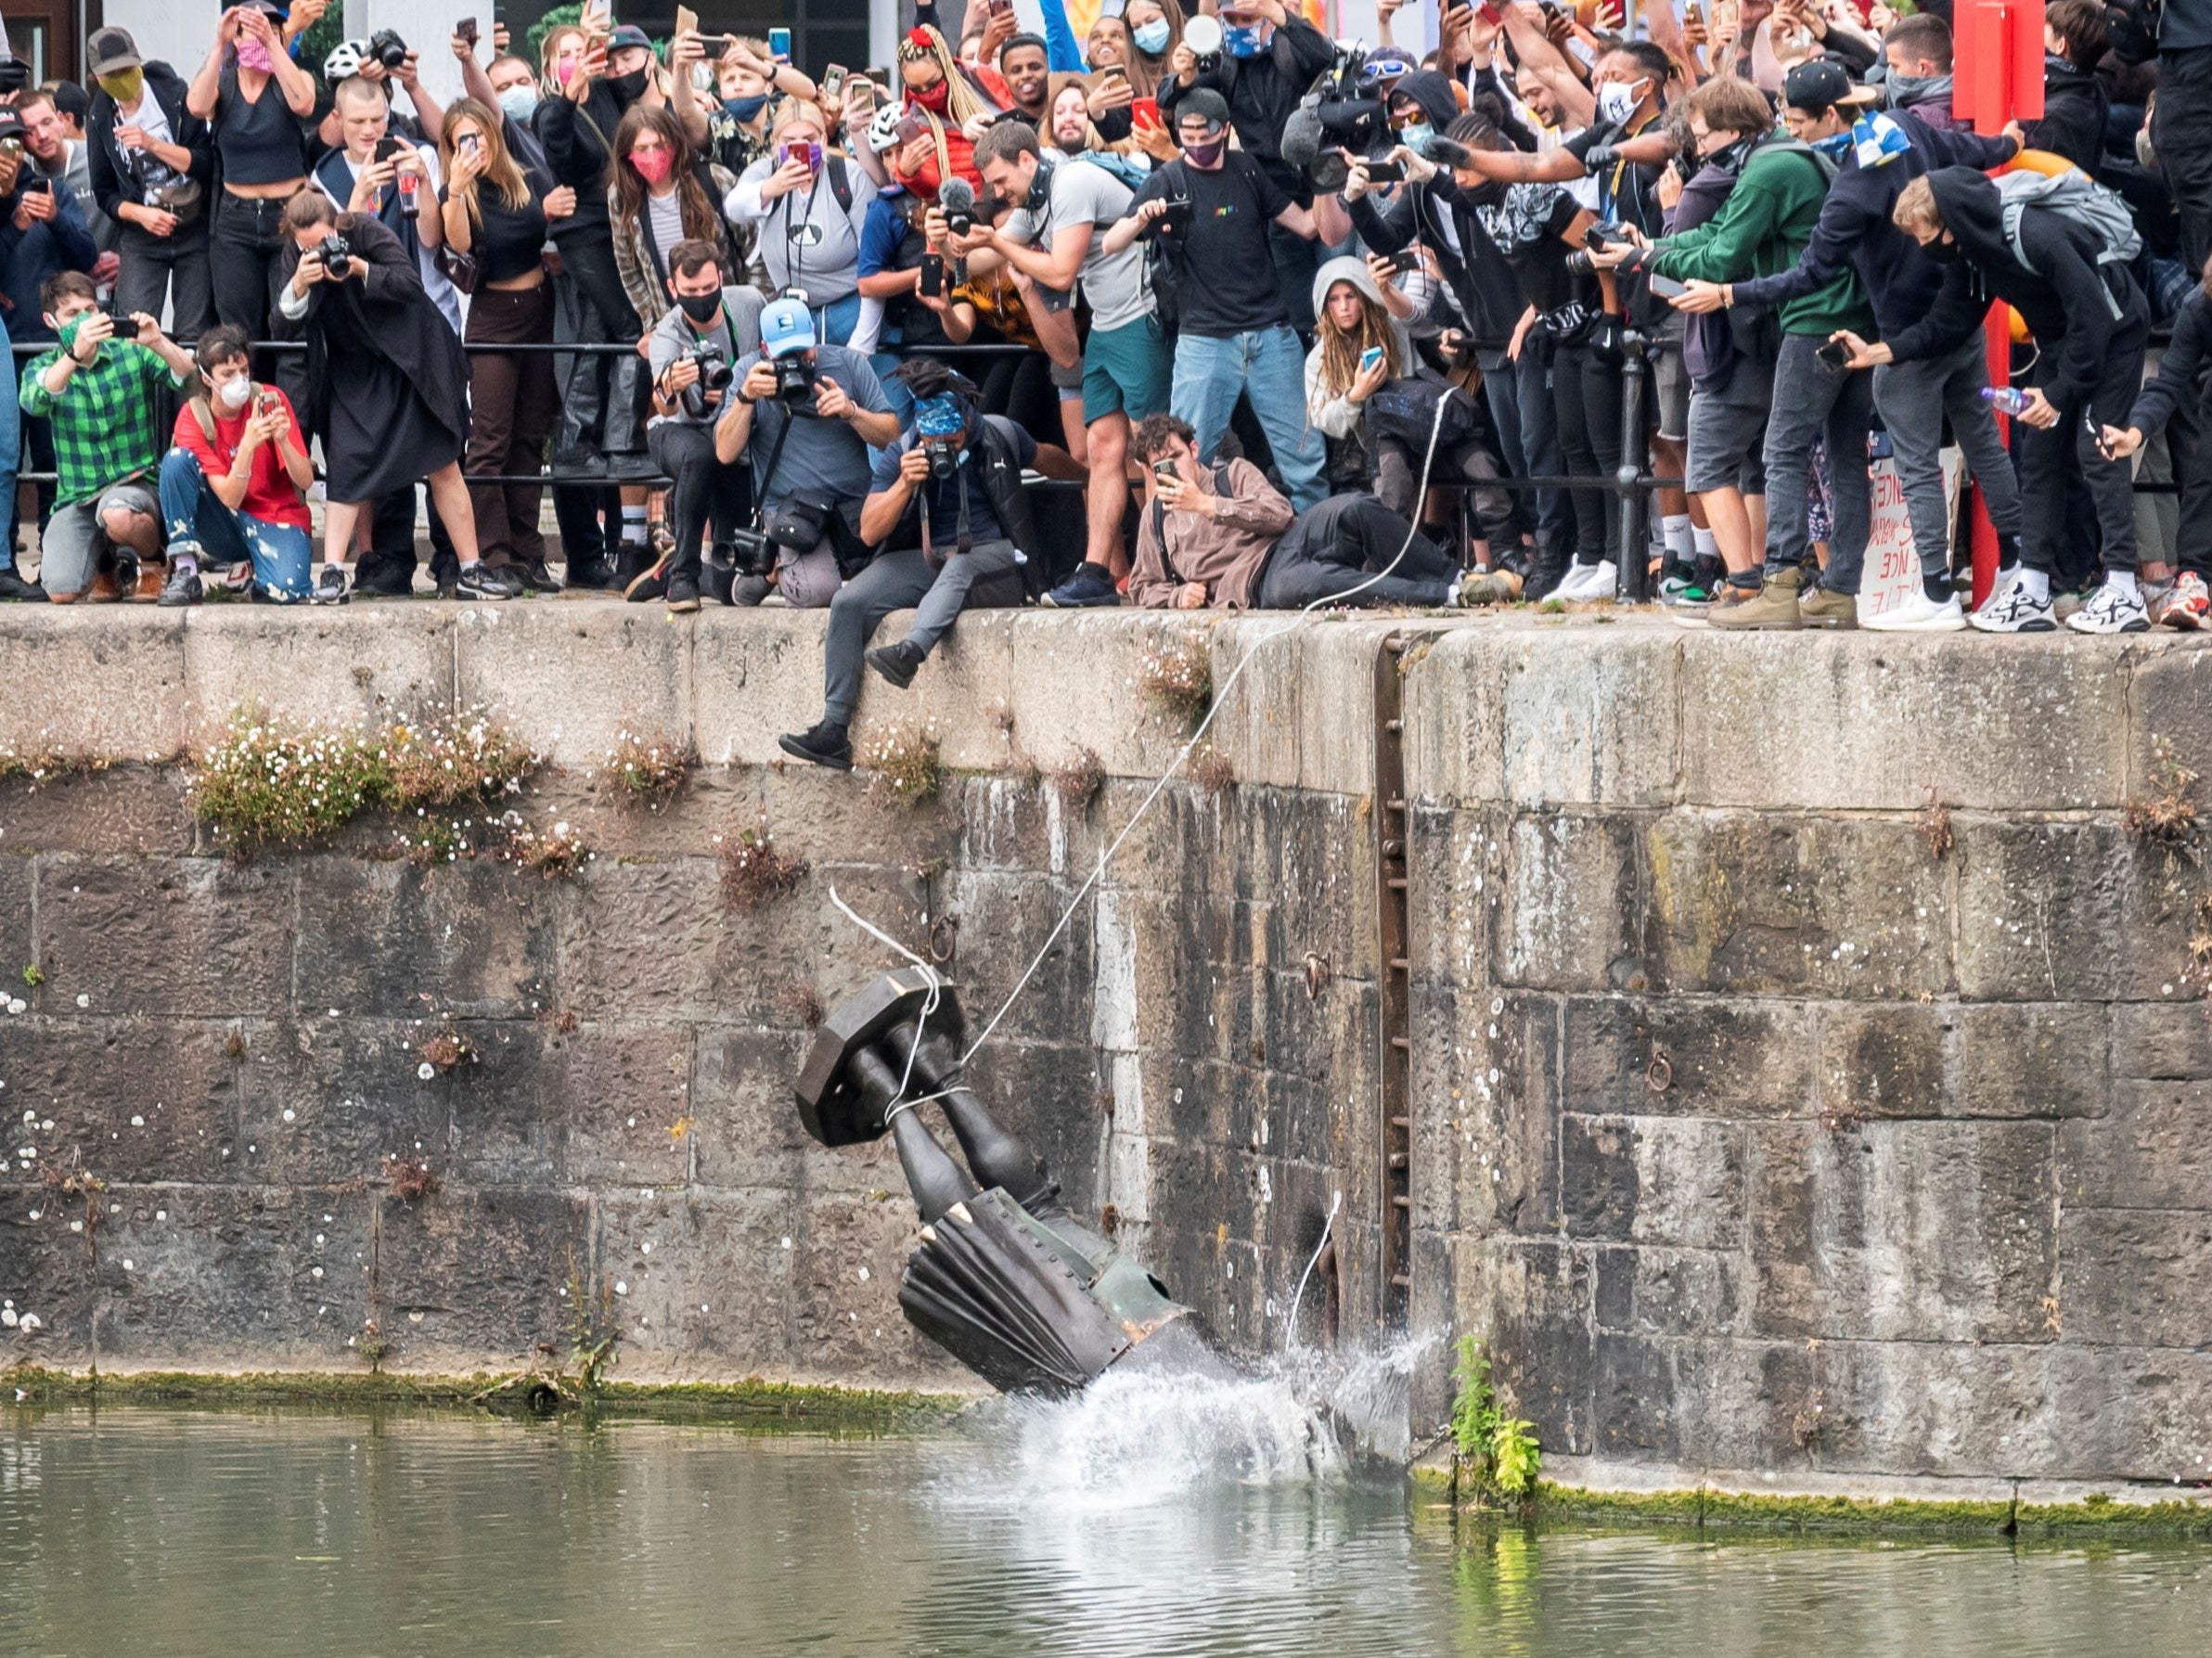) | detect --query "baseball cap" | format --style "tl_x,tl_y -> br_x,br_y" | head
1783,59 -> 1877,116
761,297 -> 816,358
85,27 -> 142,79
607,24 -> 654,54
1177,88 -> 1230,129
